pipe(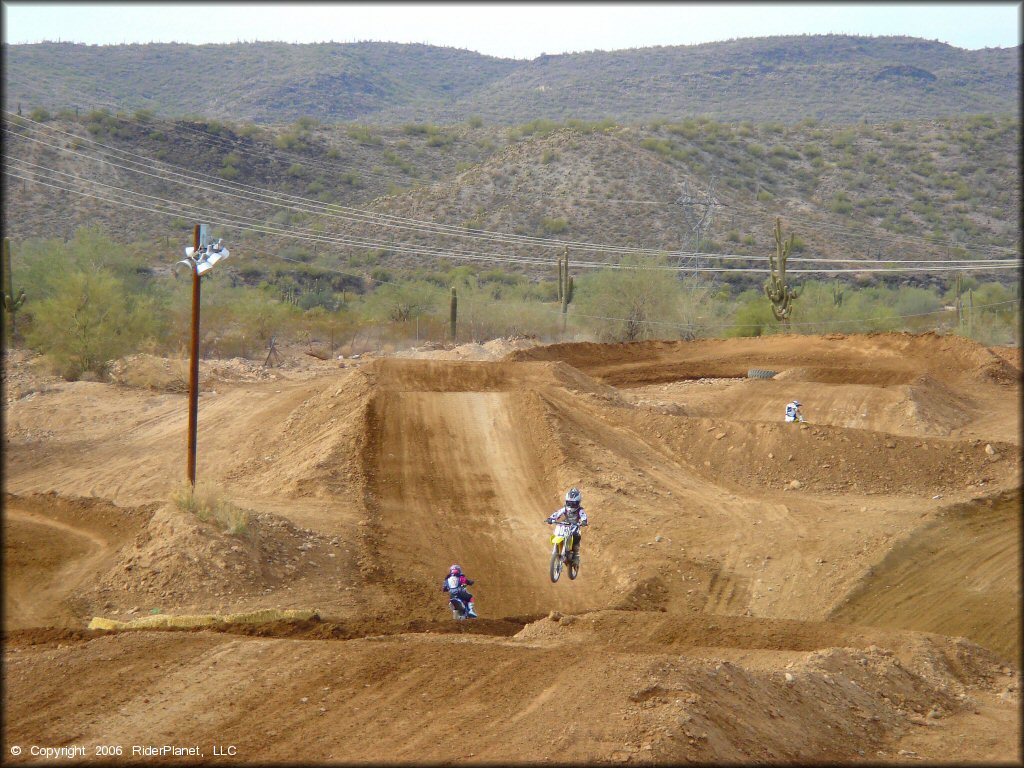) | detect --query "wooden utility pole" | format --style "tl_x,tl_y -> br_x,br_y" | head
186,225 -> 202,487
